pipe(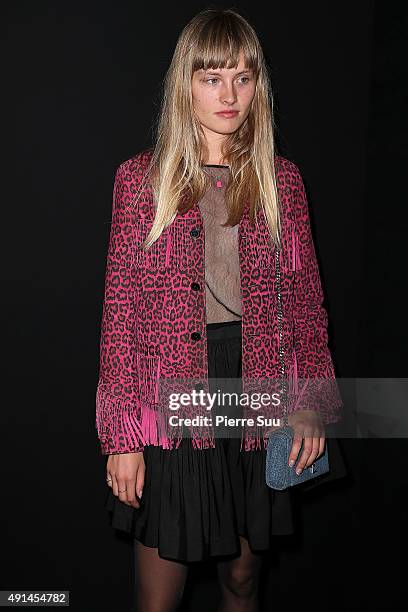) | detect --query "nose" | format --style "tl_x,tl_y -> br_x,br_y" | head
220,81 -> 237,105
